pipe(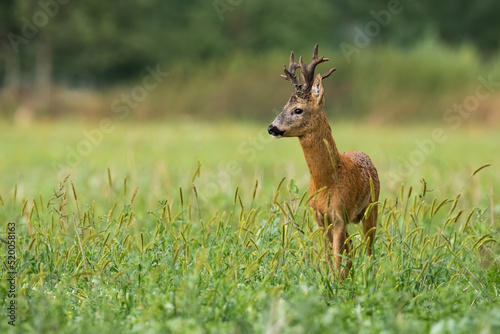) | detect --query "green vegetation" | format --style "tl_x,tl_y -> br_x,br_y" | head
0,121 -> 499,333
2,0 -> 499,83
3,40 -> 500,123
